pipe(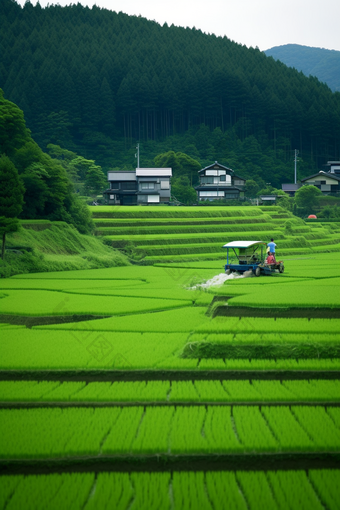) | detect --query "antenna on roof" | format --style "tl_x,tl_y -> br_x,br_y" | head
135,143 -> 140,168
